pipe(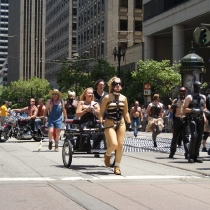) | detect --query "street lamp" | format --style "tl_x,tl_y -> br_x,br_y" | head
113,42 -> 126,78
